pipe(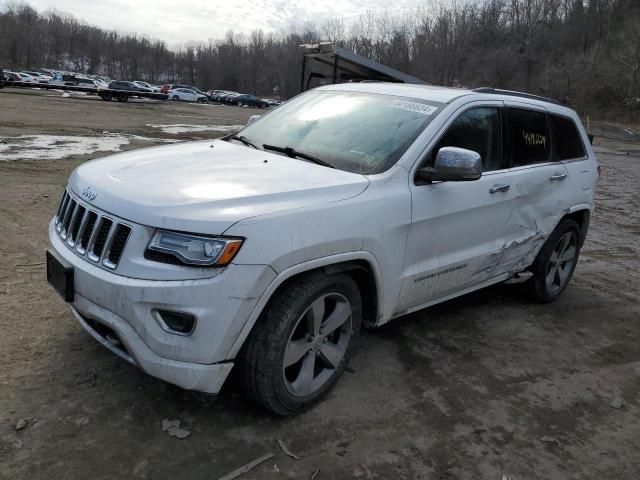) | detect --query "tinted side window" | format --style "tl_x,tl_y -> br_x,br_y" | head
433,107 -> 502,171
508,108 -> 551,166
550,114 -> 586,160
